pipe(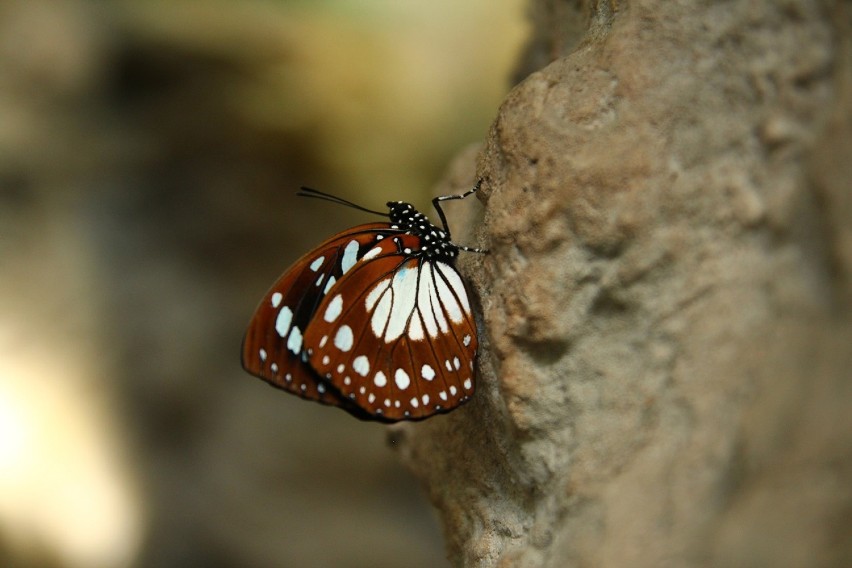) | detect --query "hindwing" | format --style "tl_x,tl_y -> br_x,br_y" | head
303,234 -> 478,421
